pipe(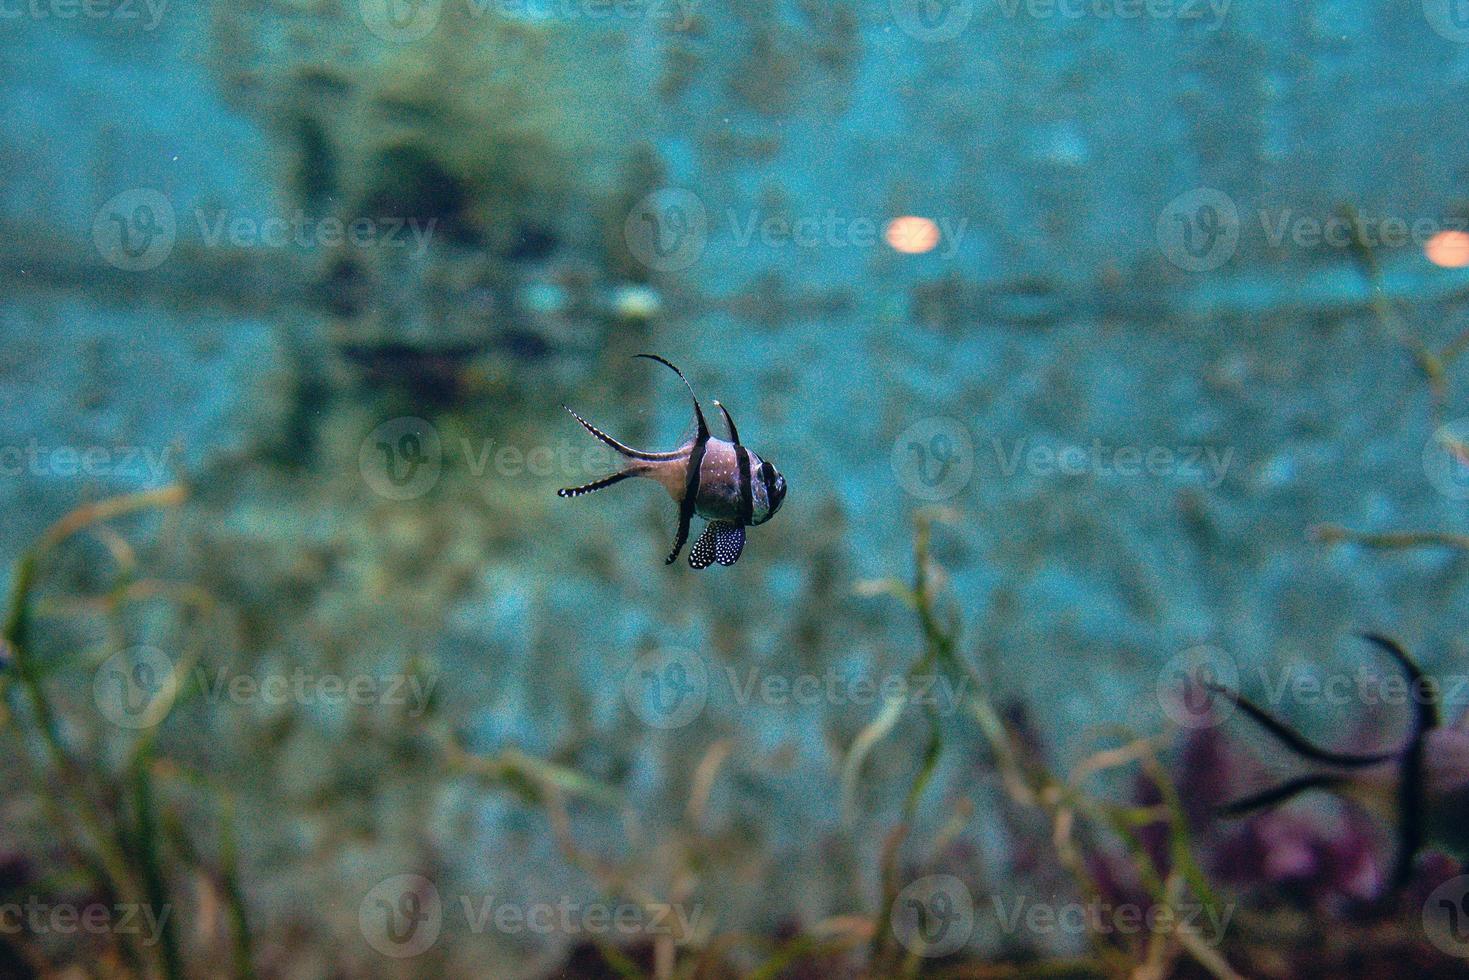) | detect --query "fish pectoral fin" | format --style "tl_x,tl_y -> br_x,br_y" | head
690,521 -> 744,569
